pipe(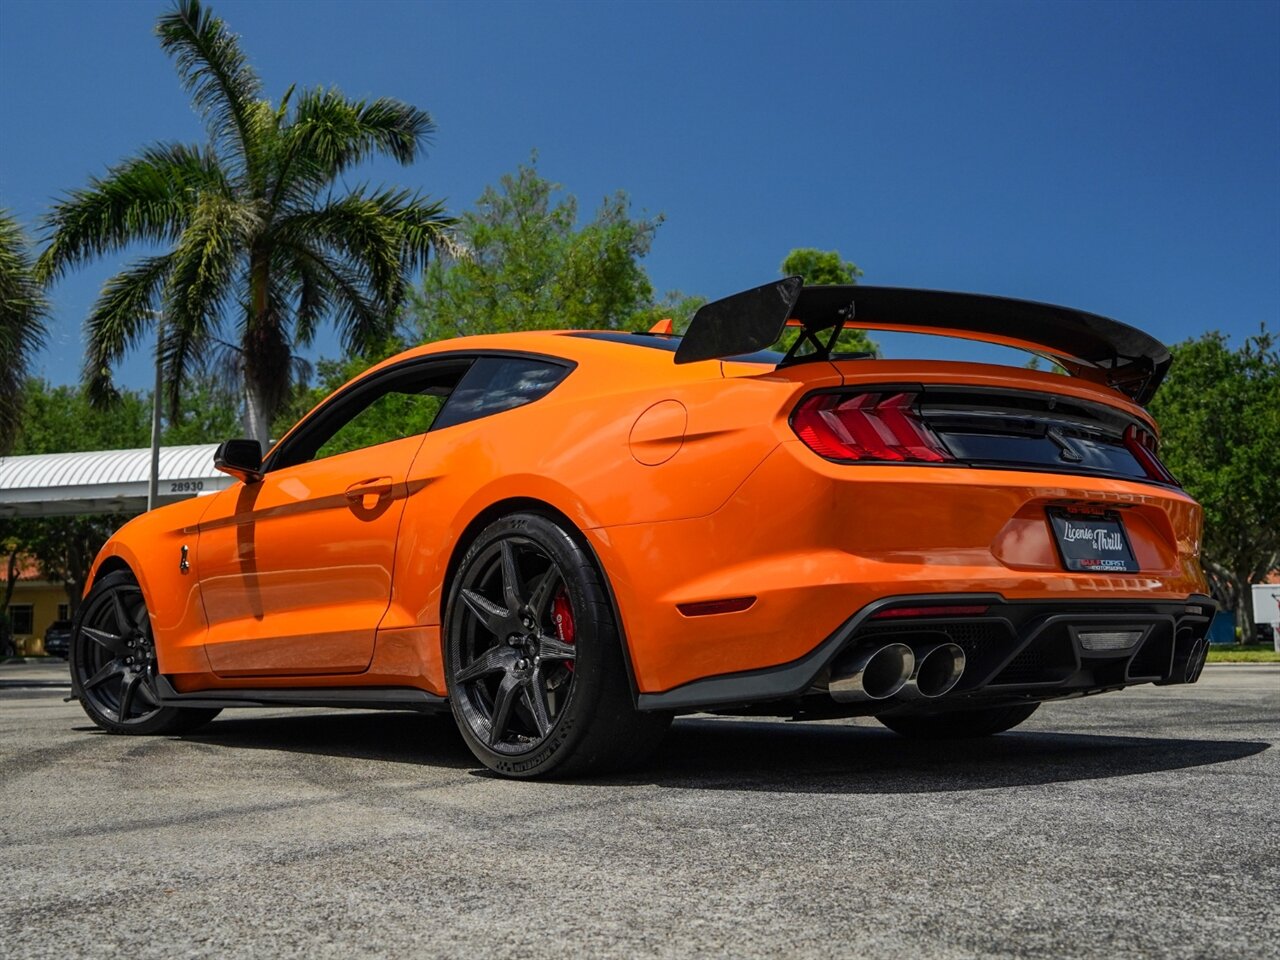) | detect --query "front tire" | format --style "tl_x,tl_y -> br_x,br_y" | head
72,570 -> 220,735
878,702 -> 1040,739
444,513 -> 669,779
